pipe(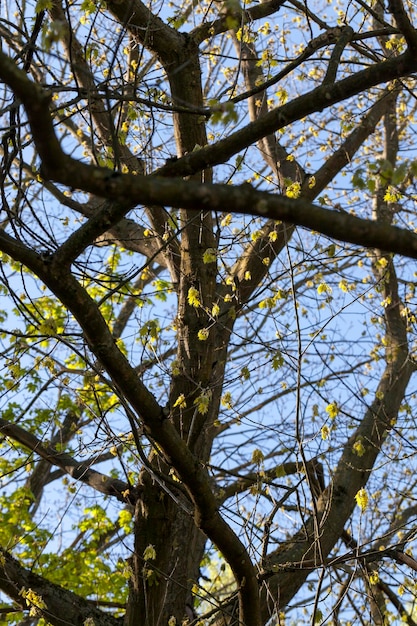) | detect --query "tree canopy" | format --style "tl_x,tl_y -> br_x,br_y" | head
1,0 -> 417,624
